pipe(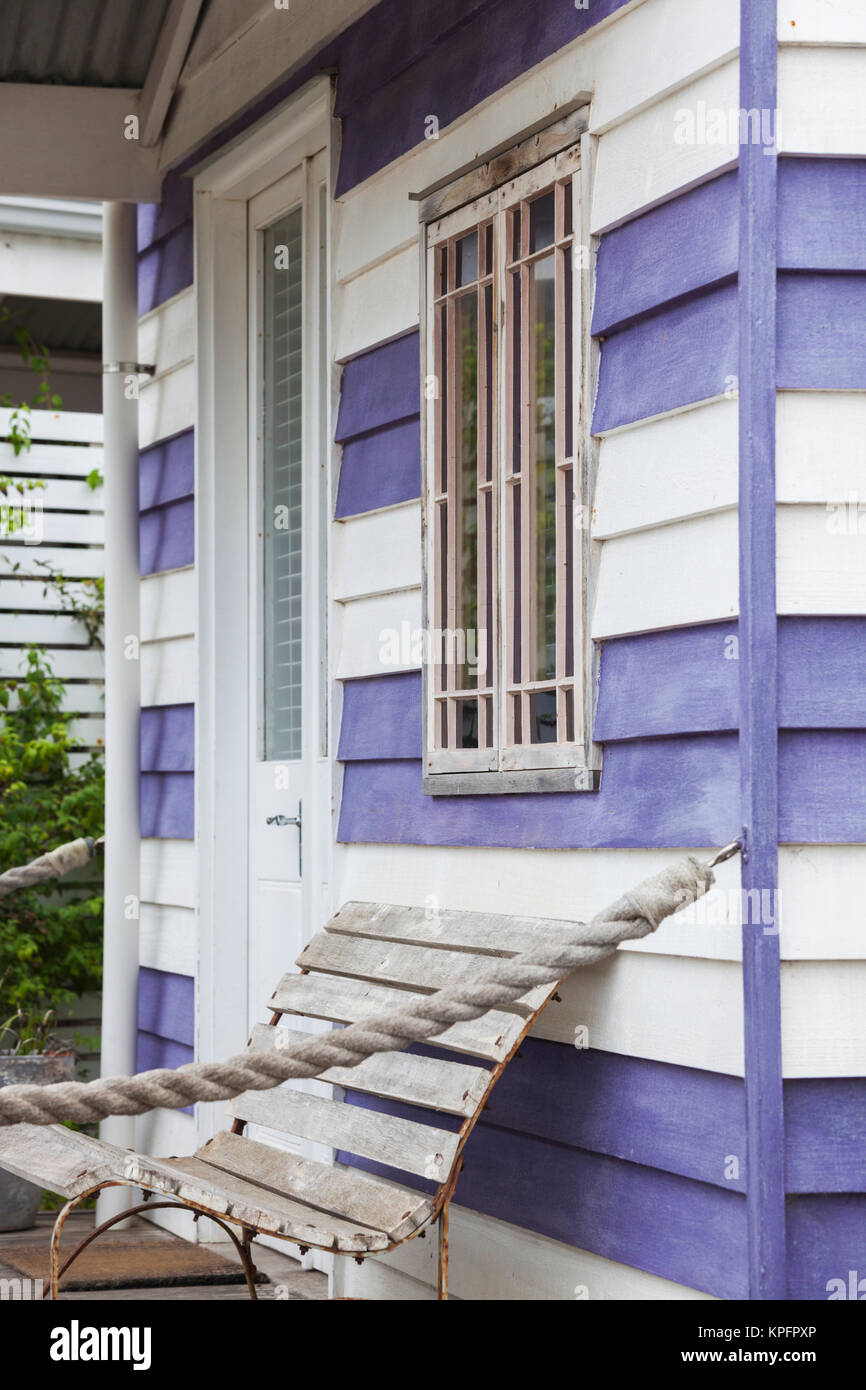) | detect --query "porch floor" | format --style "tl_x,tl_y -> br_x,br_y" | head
0,1210 -> 328,1301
